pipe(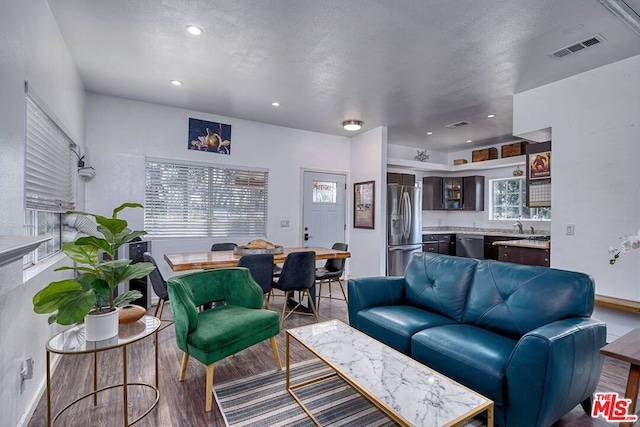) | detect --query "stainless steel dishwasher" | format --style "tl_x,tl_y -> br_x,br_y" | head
455,235 -> 485,259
